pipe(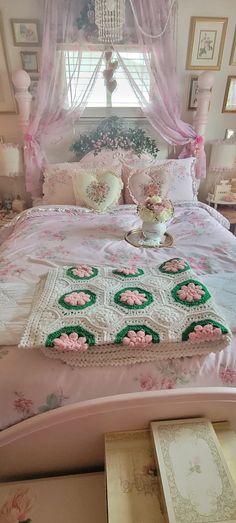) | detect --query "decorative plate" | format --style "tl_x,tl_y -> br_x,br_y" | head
125,228 -> 174,249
